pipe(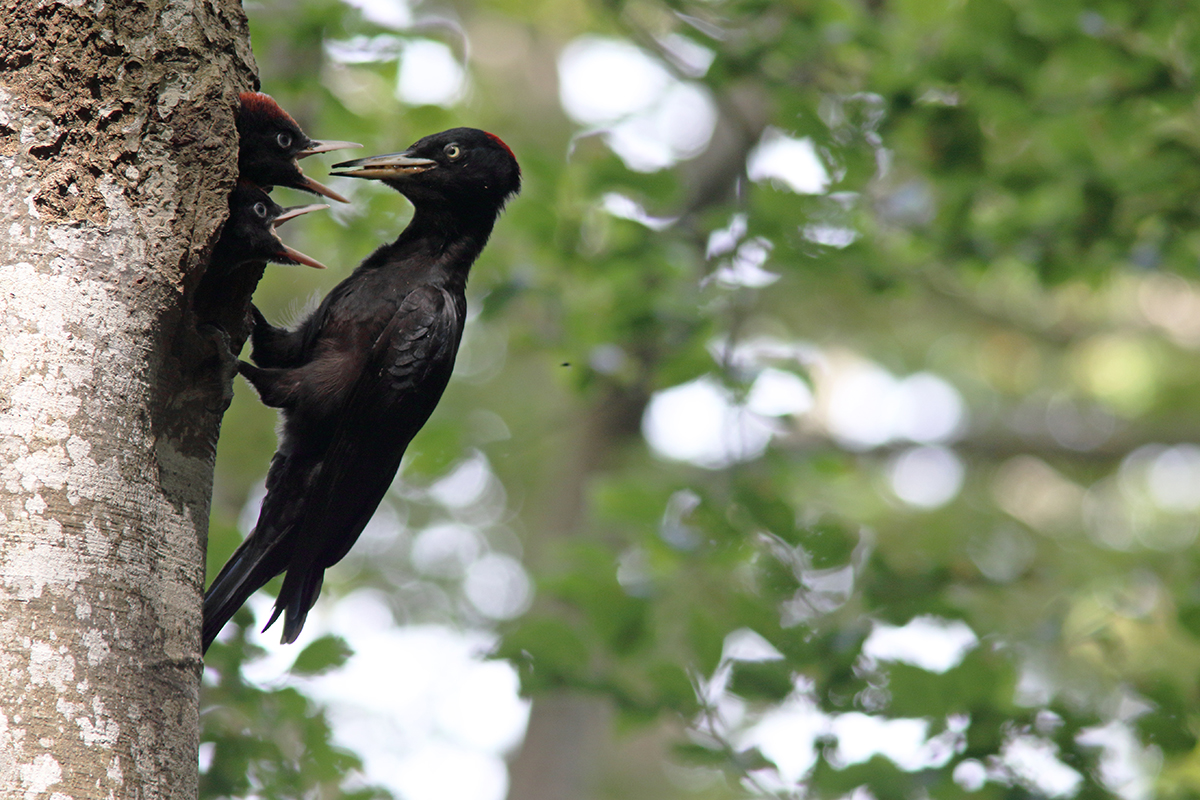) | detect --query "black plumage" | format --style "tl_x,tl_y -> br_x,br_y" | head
203,128 -> 521,651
